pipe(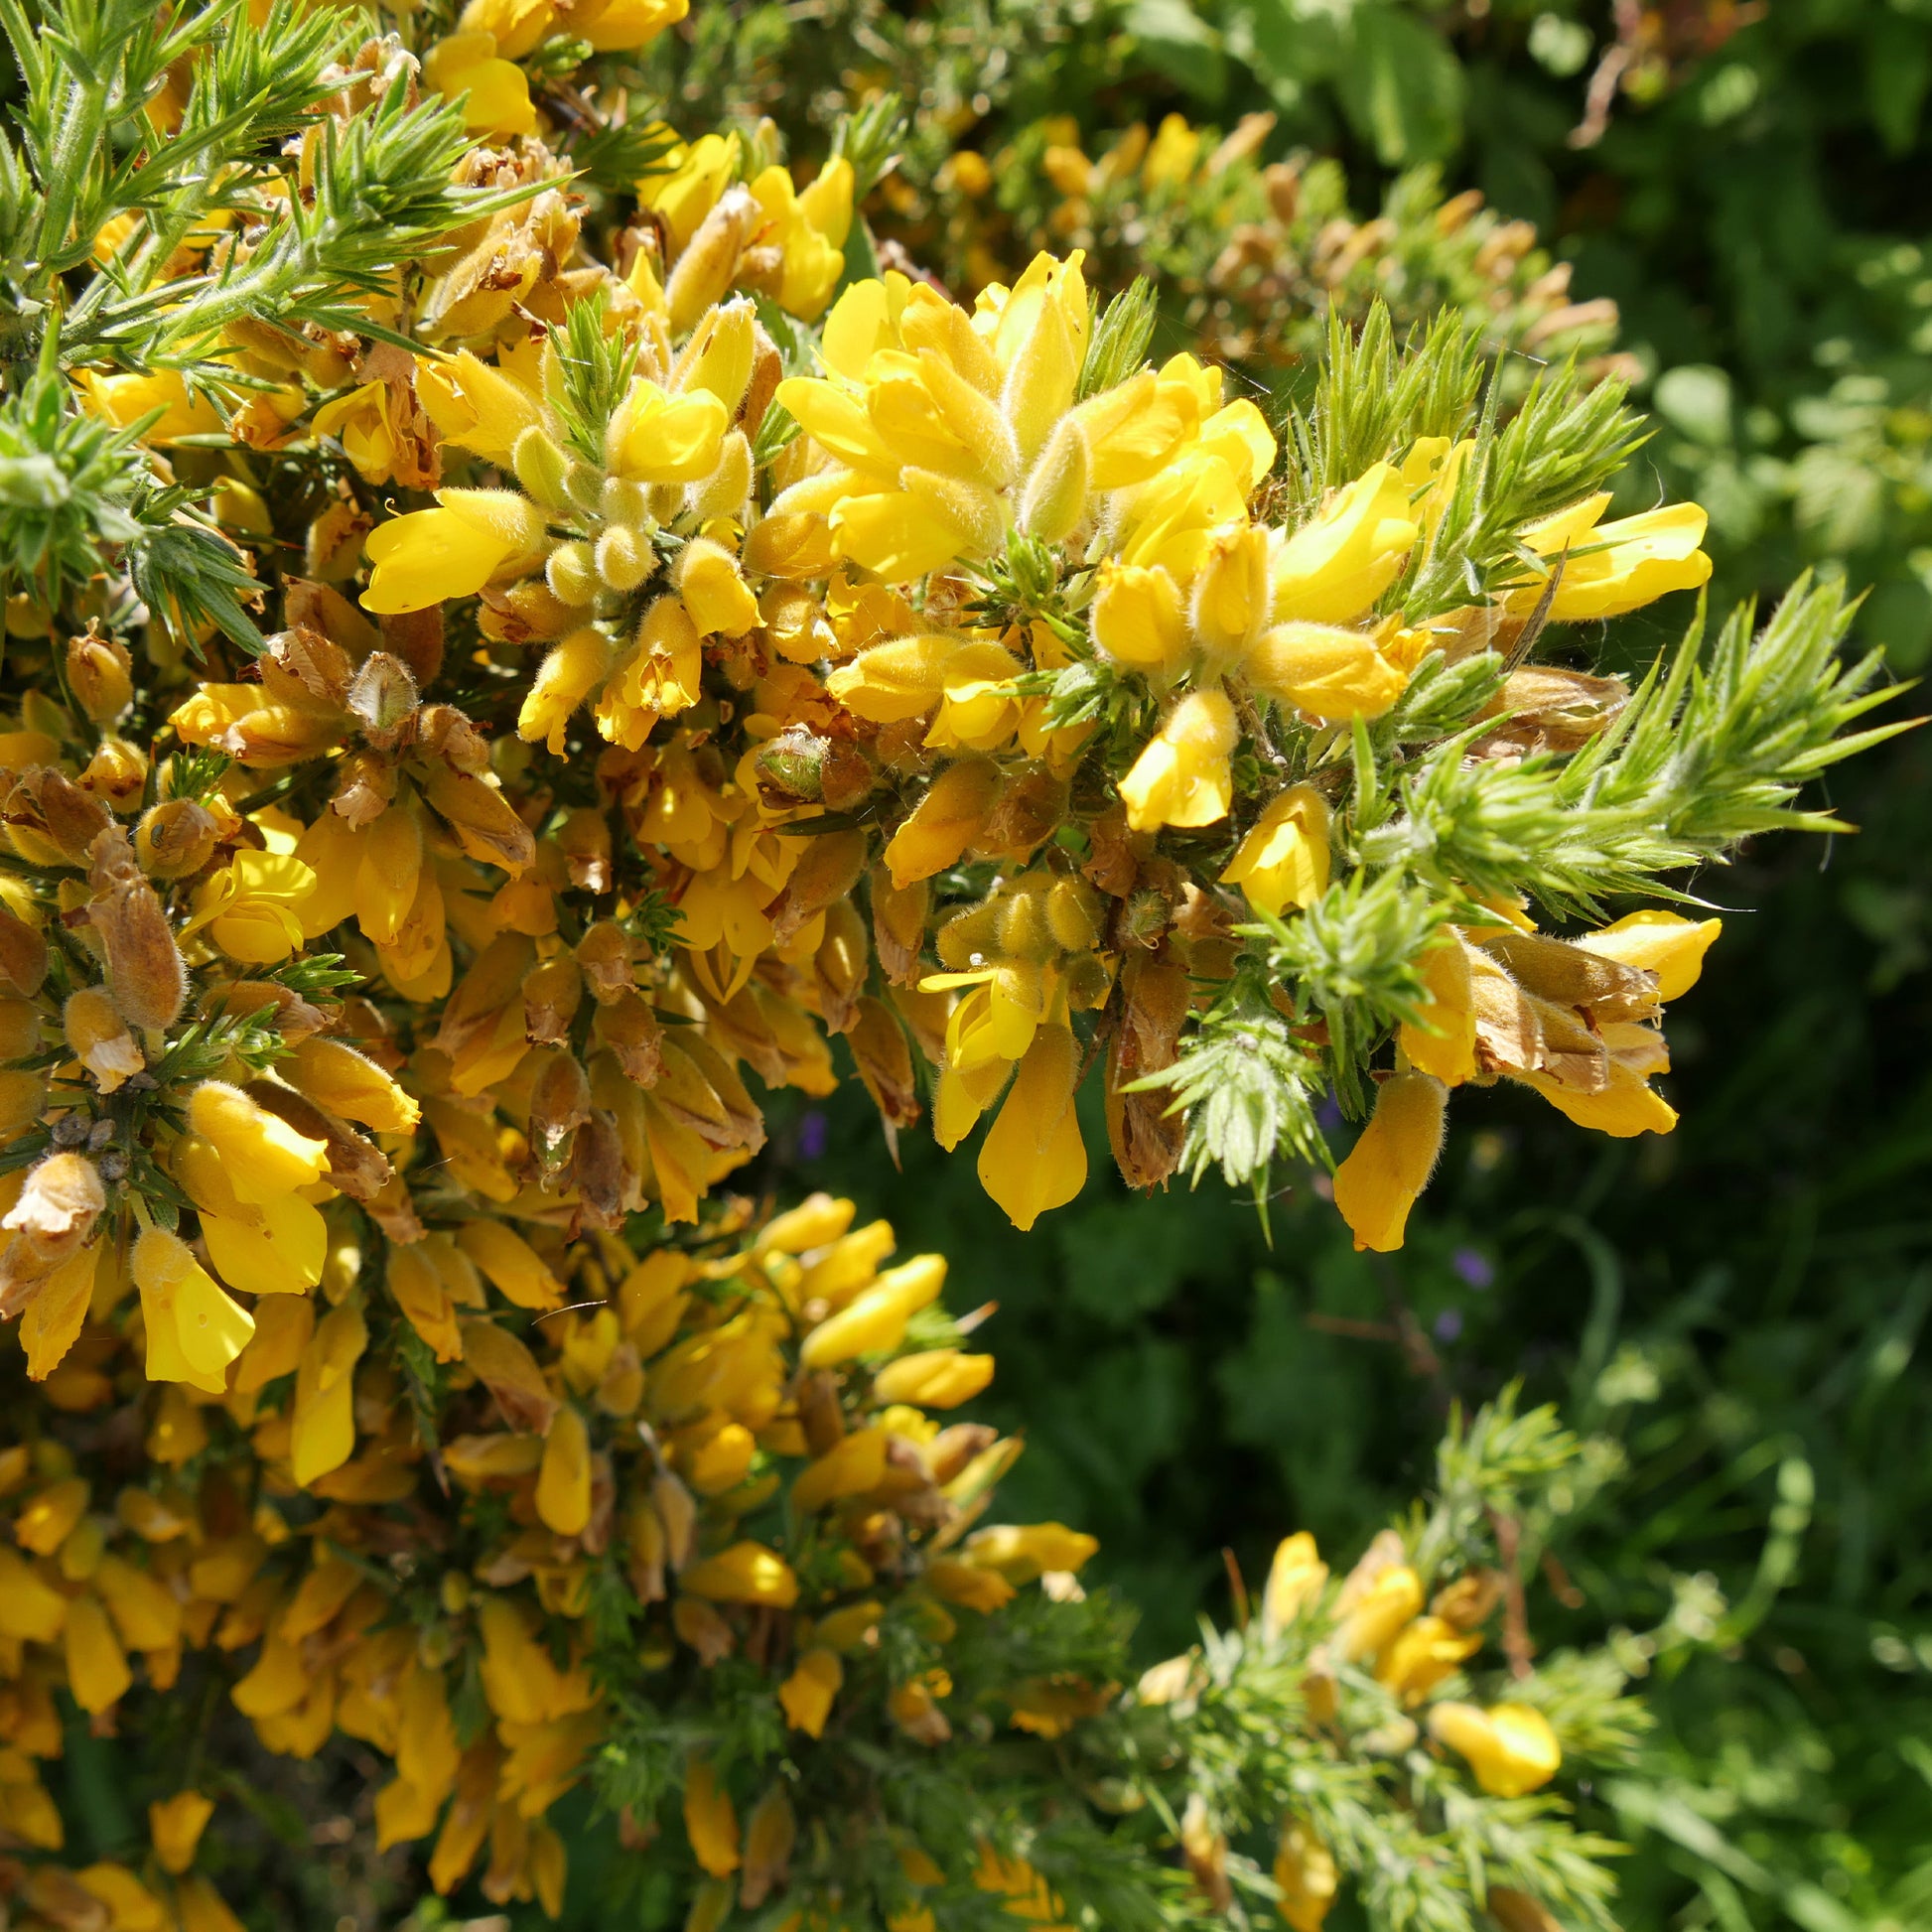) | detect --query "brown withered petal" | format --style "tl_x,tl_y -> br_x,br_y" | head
3,1152 -> 105,1260
85,825 -> 187,1031
329,752 -> 397,830
139,798 -> 221,880
592,989 -> 663,1086
422,764 -> 536,877
380,606 -> 446,688
283,576 -> 381,653
566,1110 -> 631,1232
1482,929 -> 1660,1026
575,921 -> 636,1005
244,1079 -> 394,1200
1474,665 -> 1628,760
202,978 -> 331,1040
870,866 -> 928,988
982,761 -> 1070,862
6,765 -> 113,865
813,900 -> 869,1034
1105,950 -> 1190,1190
768,829 -> 868,947
265,624 -> 355,709
847,996 -> 920,1134
459,1318 -> 560,1435
523,956 -> 583,1046
415,704 -> 490,775
527,1049 -> 593,1168
0,903 -> 48,996
556,807 -> 613,894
